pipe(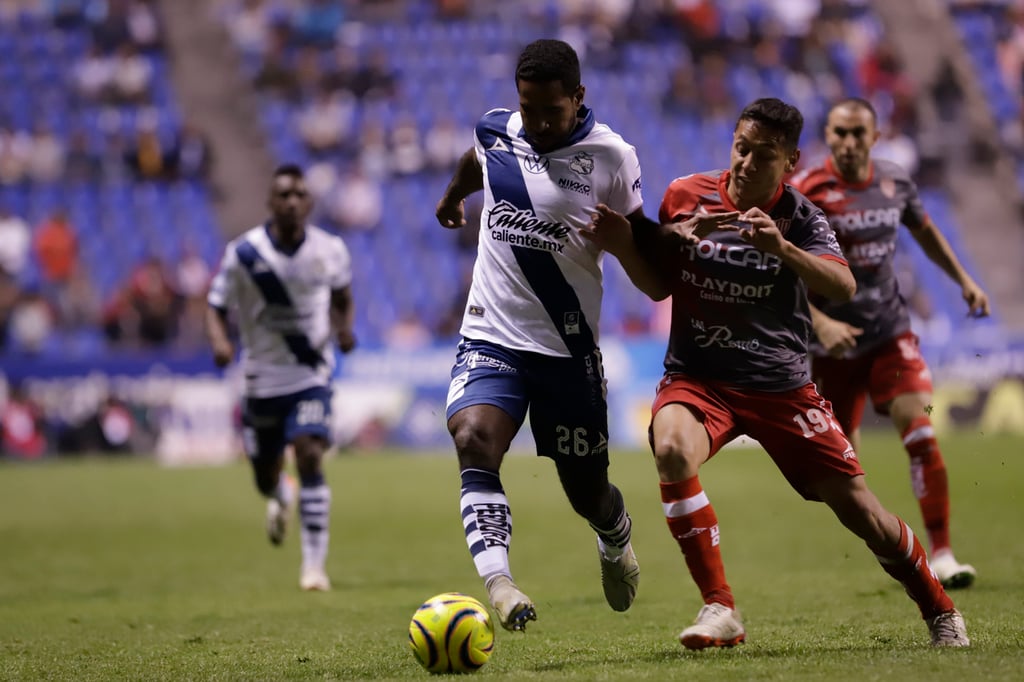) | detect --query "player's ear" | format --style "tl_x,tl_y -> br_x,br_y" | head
574,84 -> 585,108
785,148 -> 801,173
